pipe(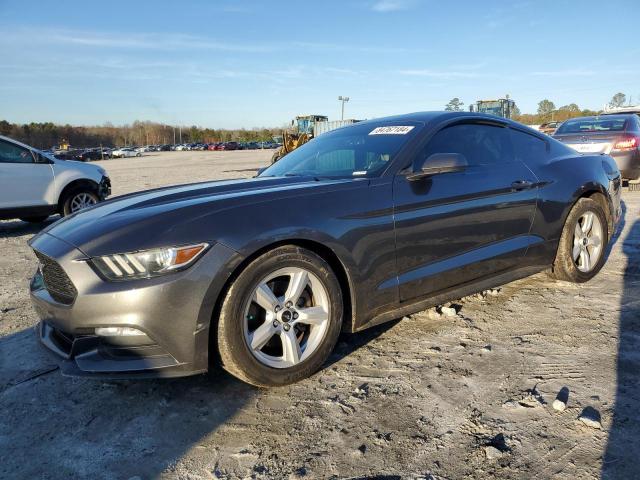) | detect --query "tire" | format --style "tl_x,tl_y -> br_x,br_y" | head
271,150 -> 283,164
550,197 -> 608,282
19,215 -> 49,223
60,188 -> 99,217
217,245 -> 343,387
